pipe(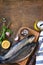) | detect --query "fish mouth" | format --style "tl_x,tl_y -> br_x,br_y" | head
30,36 -> 35,42
28,35 -> 35,43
